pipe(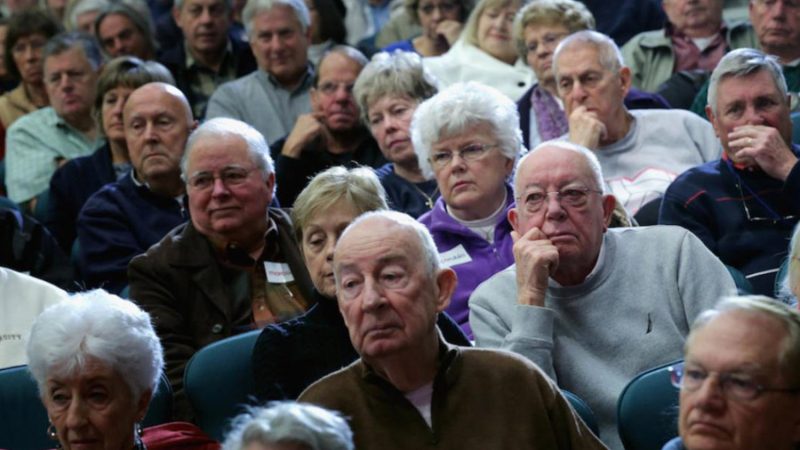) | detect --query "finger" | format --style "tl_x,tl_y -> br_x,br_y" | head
520,225 -> 548,242
511,230 -> 520,243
